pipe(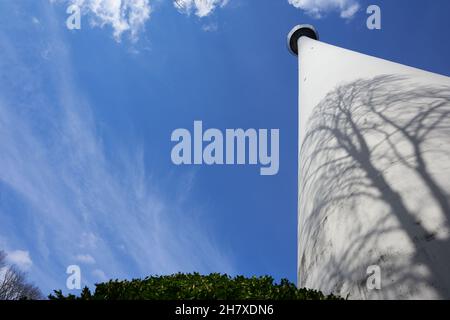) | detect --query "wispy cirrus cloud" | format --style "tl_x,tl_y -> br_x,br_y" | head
174,0 -> 229,18
6,250 -> 33,271
288,0 -> 360,19
0,2 -> 234,293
